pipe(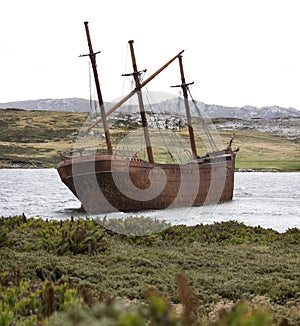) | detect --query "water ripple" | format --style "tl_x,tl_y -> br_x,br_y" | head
0,169 -> 299,232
